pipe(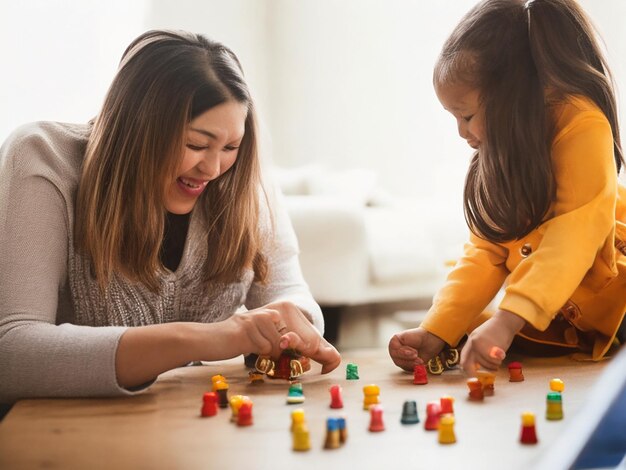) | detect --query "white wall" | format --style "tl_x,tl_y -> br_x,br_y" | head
2,0 -> 625,198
